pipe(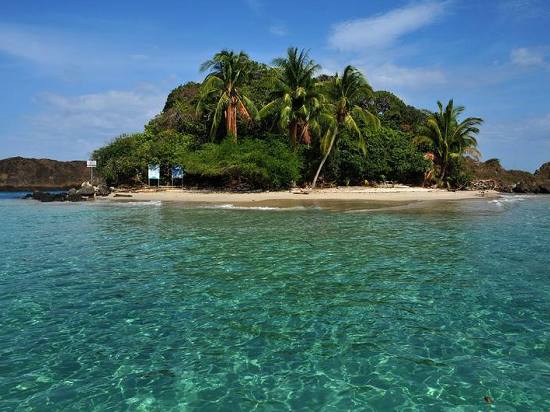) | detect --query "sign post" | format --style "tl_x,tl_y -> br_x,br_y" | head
87,160 -> 97,184
148,164 -> 160,188
171,166 -> 184,188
